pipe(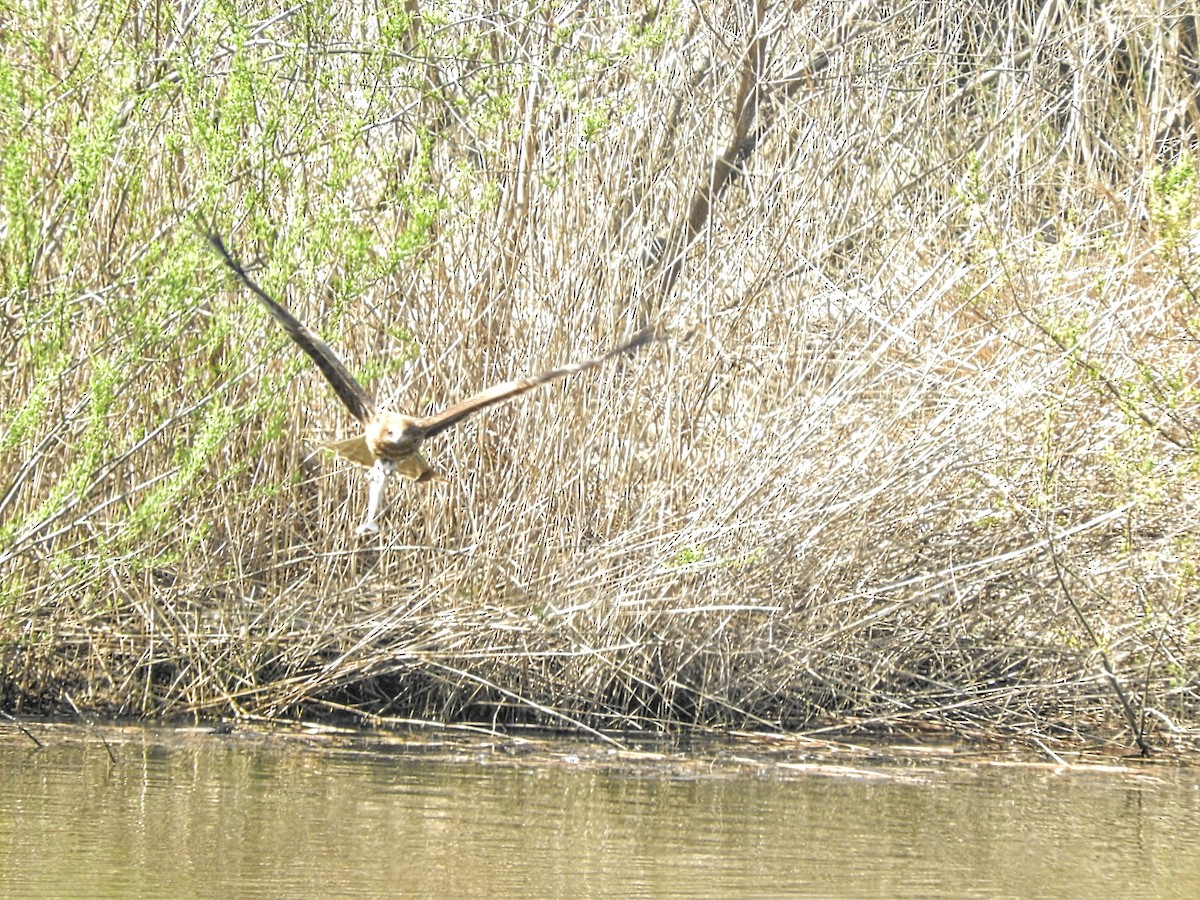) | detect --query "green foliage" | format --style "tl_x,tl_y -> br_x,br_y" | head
670,546 -> 706,566
123,402 -> 238,543
2,0 -> 1198,742
956,150 -> 990,207
1149,160 -> 1196,250
0,379 -> 50,455
581,104 -> 613,143
623,4 -> 675,52
379,4 -> 417,47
